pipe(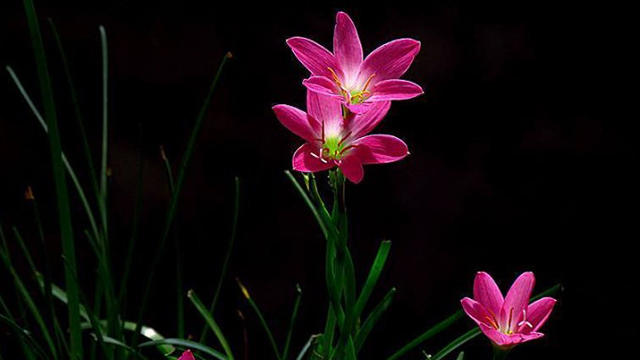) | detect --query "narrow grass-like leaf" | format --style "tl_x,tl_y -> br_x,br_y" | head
48,19 -> 100,197
430,328 -> 478,360
0,313 -> 48,360
0,228 -> 58,359
139,339 -> 227,360
456,351 -> 464,360
187,289 -> 234,360
295,335 -> 320,360
15,2 -> 81,354
133,52 -> 230,347
354,287 -> 396,352
285,170 -> 335,240
201,177 -> 241,343
118,124 -> 144,312
160,146 -> 184,339
282,284 -> 302,360
236,279 -> 281,360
